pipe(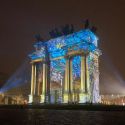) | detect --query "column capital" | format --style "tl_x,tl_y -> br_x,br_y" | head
30,58 -> 44,64
64,56 -> 74,60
